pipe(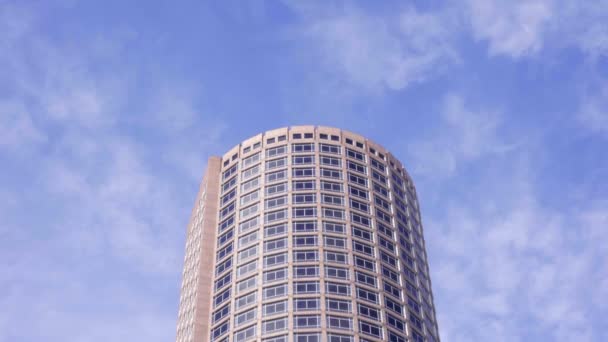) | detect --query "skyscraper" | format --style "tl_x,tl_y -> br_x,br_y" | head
175,126 -> 440,342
